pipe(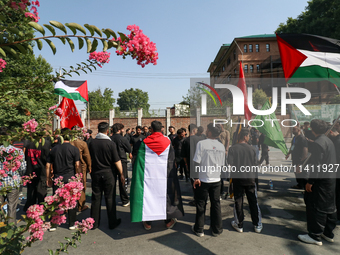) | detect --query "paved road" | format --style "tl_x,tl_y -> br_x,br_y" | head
19,148 -> 339,255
